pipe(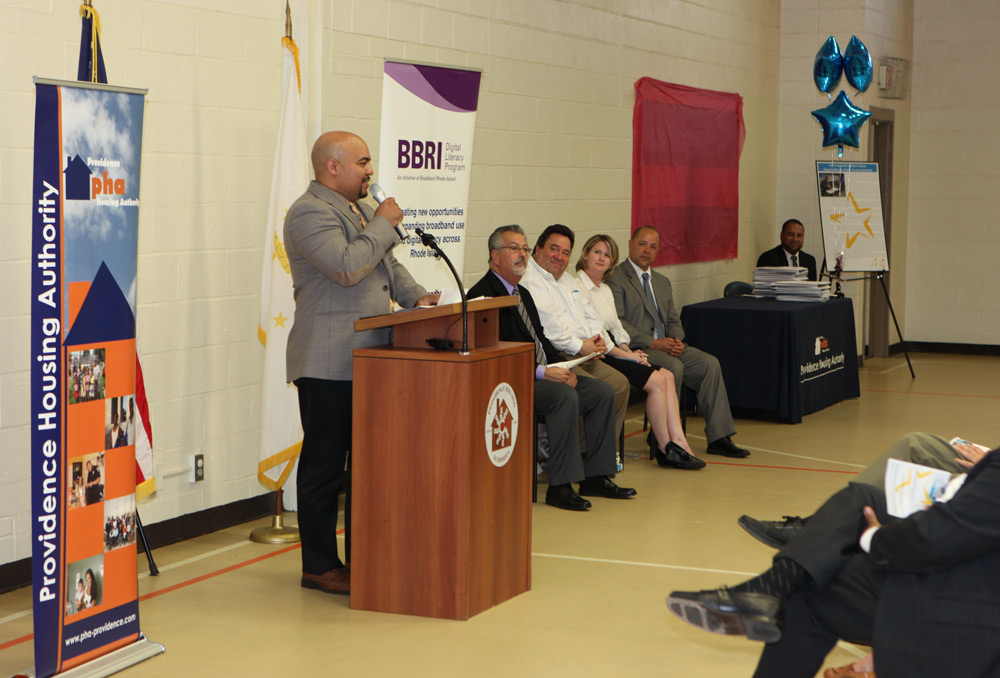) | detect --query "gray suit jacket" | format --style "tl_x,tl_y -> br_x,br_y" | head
606,261 -> 684,349
284,180 -> 427,382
